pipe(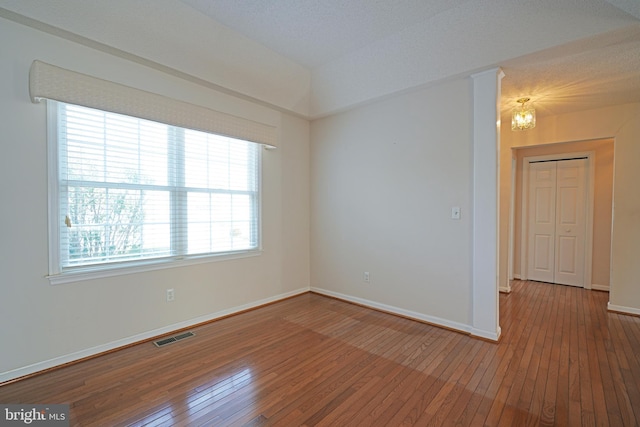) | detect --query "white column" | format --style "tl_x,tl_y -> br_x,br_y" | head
471,68 -> 503,341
